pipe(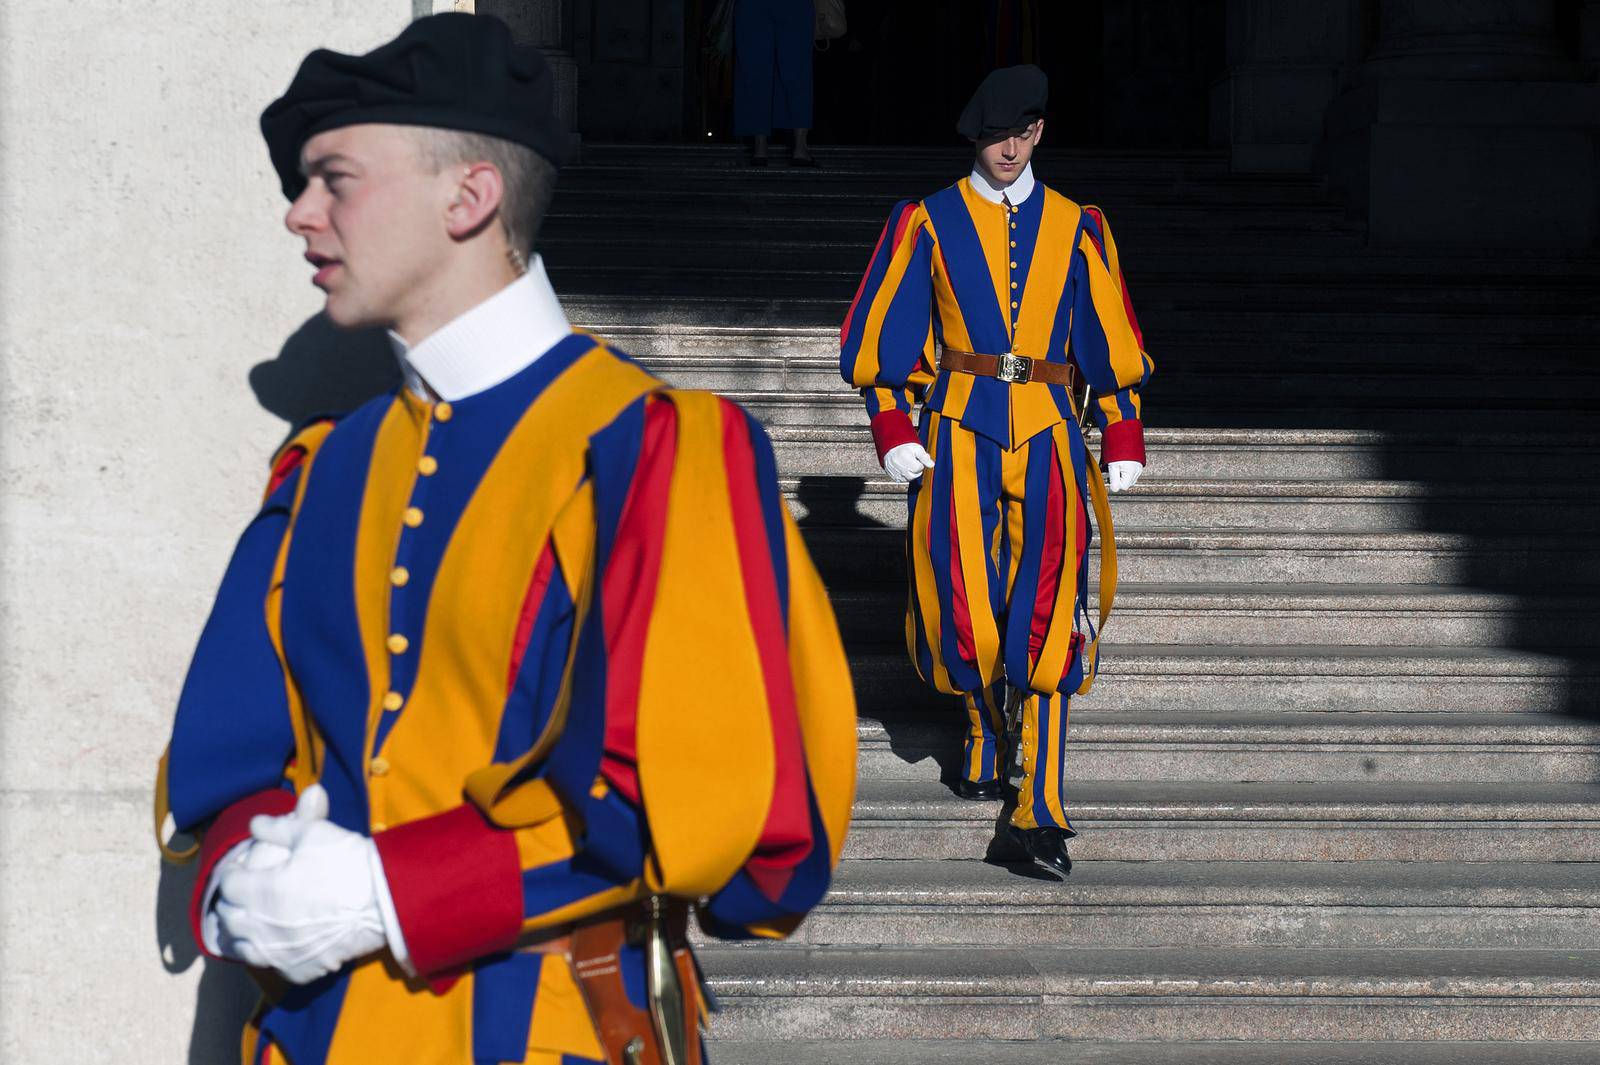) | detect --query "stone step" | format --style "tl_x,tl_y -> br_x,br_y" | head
784,475 -> 1600,534
767,426 -> 1600,480
844,778 -> 1600,862
602,328 -> 1600,377
806,527 -> 1600,587
858,709 -> 1600,784
851,647 -> 1600,716
697,946 -> 1600,1043
832,584 -> 1600,651
708,1040 -> 1600,1065
764,859 -> 1600,950
562,292 -> 1600,337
